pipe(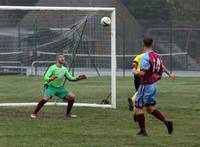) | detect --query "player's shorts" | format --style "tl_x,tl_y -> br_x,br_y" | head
135,83 -> 157,108
44,85 -> 70,99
